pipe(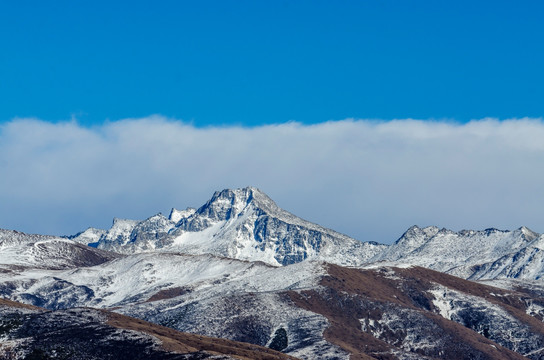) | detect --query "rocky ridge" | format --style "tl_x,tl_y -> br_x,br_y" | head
374,225 -> 544,280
